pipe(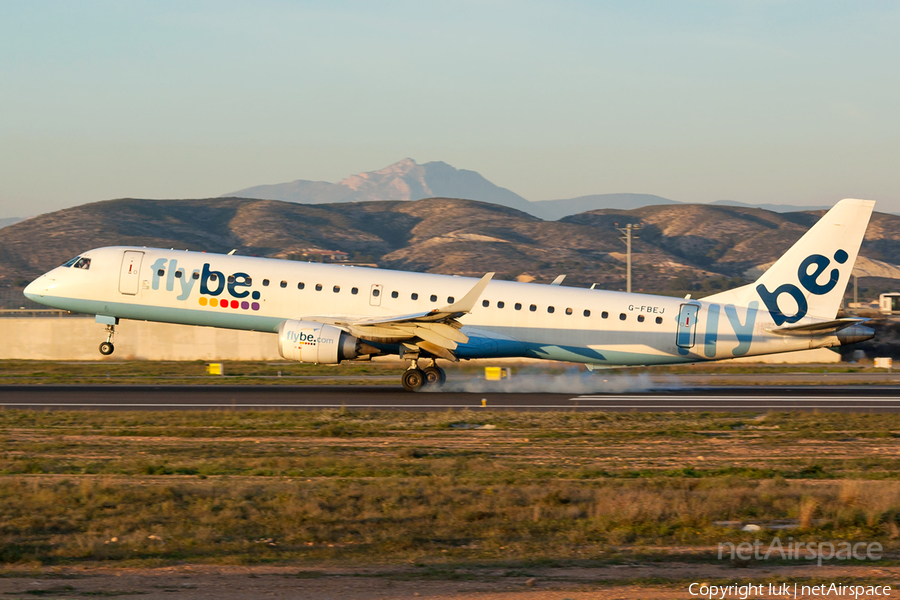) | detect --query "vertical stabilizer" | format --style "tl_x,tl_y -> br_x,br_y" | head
703,199 -> 875,322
